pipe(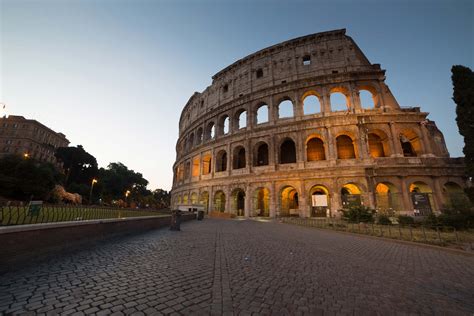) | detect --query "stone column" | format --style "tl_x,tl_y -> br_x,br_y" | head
322,90 -> 331,114
299,181 -> 308,218
294,91 -> 303,119
400,178 -> 412,215
389,122 -> 403,157
209,186 -> 214,213
326,127 -> 336,160
357,124 -> 369,159
269,98 -> 277,124
420,122 -> 434,157
351,86 -> 362,113
432,177 -> 444,214
270,182 -> 277,218
245,185 -> 252,217
225,187 -> 232,214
